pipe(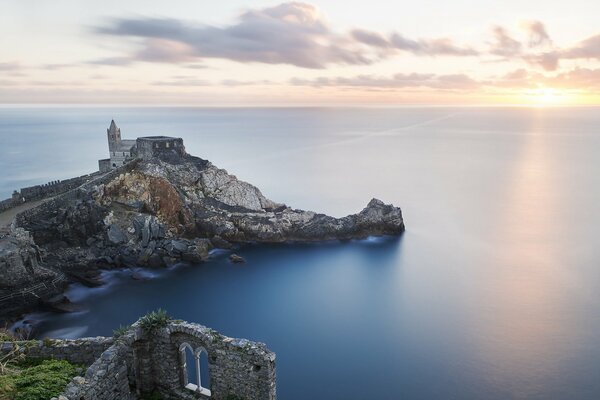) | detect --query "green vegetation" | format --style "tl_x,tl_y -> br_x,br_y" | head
139,309 -> 171,332
113,324 -> 132,338
141,391 -> 164,400
0,328 -> 29,376
0,359 -> 82,400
